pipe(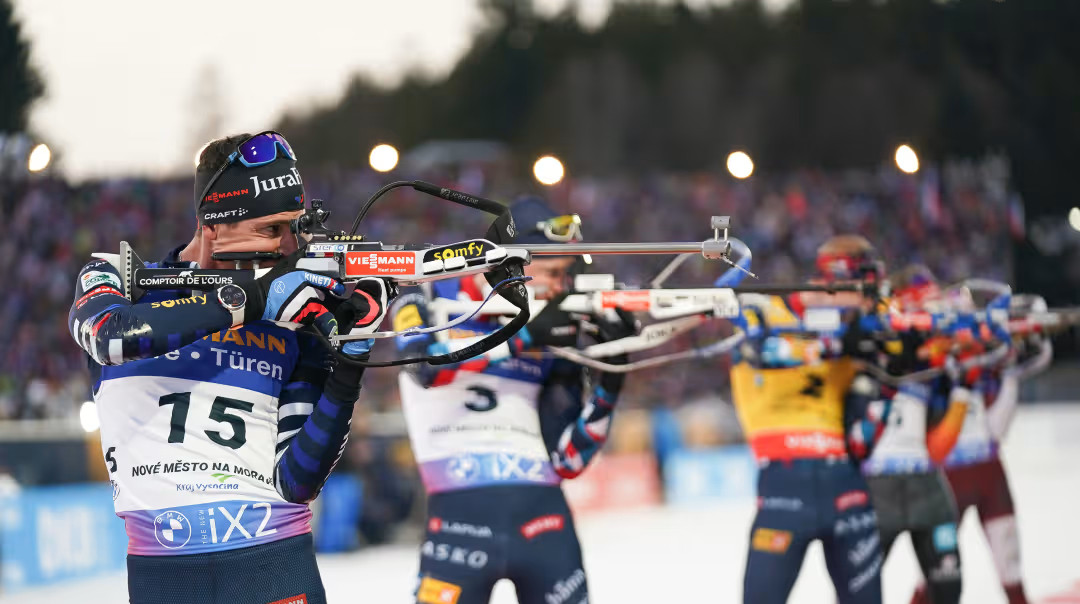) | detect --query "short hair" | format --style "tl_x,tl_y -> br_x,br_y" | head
193,133 -> 251,214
